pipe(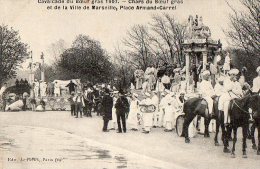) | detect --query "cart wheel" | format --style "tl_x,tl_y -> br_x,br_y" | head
176,114 -> 185,137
